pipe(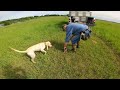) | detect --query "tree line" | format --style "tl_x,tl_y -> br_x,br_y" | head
0,14 -> 67,26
